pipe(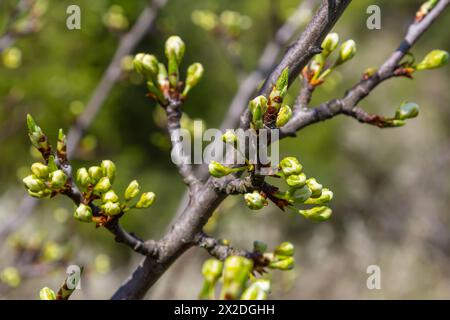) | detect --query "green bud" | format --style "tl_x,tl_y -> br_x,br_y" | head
157,63 -> 169,89
269,256 -> 295,270
241,279 -> 271,300
136,192 -> 156,208
102,201 -> 122,216
269,67 -> 289,107
208,161 -> 237,178
76,167 -> 91,188
165,36 -> 186,88
27,189 -> 52,199
321,33 -> 339,57
276,105 -> 292,128
288,185 -> 312,203
39,287 -> 56,300
202,258 -> 223,283
94,177 -> 111,194
47,155 -> 58,172
50,170 -> 67,189
125,180 -> 140,200
221,256 -> 253,300
391,119 -> 406,127
335,39 -> 356,66
279,157 -> 302,176
395,102 -> 419,120
306,178 -> 322,198
74,204 -> 93,222
299,206 -> 332,222
26,114 -> 49,151
88,166 -> 103,185
133,53 -> 159,79
253,240 -> 267,253
249,95 -> 268,129
274,242 -> 294,257
182,62 -> 204,96
165,35 -> 186,65
102,190 -> 119,203
286,173 -> 306,188
57,128 -> 67,160
31,162 -> 49,179
244,191 -> 268,210
23,175 -> 45,193
415,50 -> 449,71
304,188 -> 333,205
222,130 -> 238,144
101,160 -> 116,183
